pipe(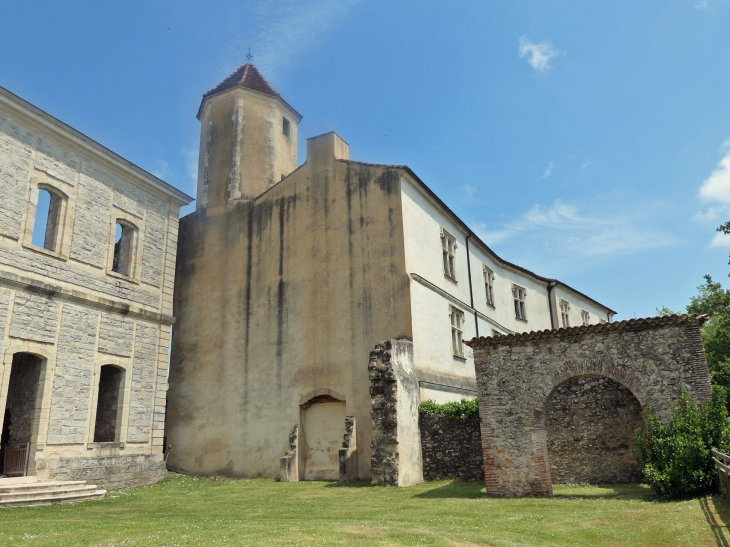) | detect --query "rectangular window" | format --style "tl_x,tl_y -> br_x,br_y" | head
441,229 -> 457,281
283,117 -> 291,137
484,266 -> 495,307
581,310 -> 590,326
450,306 -> 465,357
560,299 -> 570,328
599,318 -> 607,324
513,285 -> 527,321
